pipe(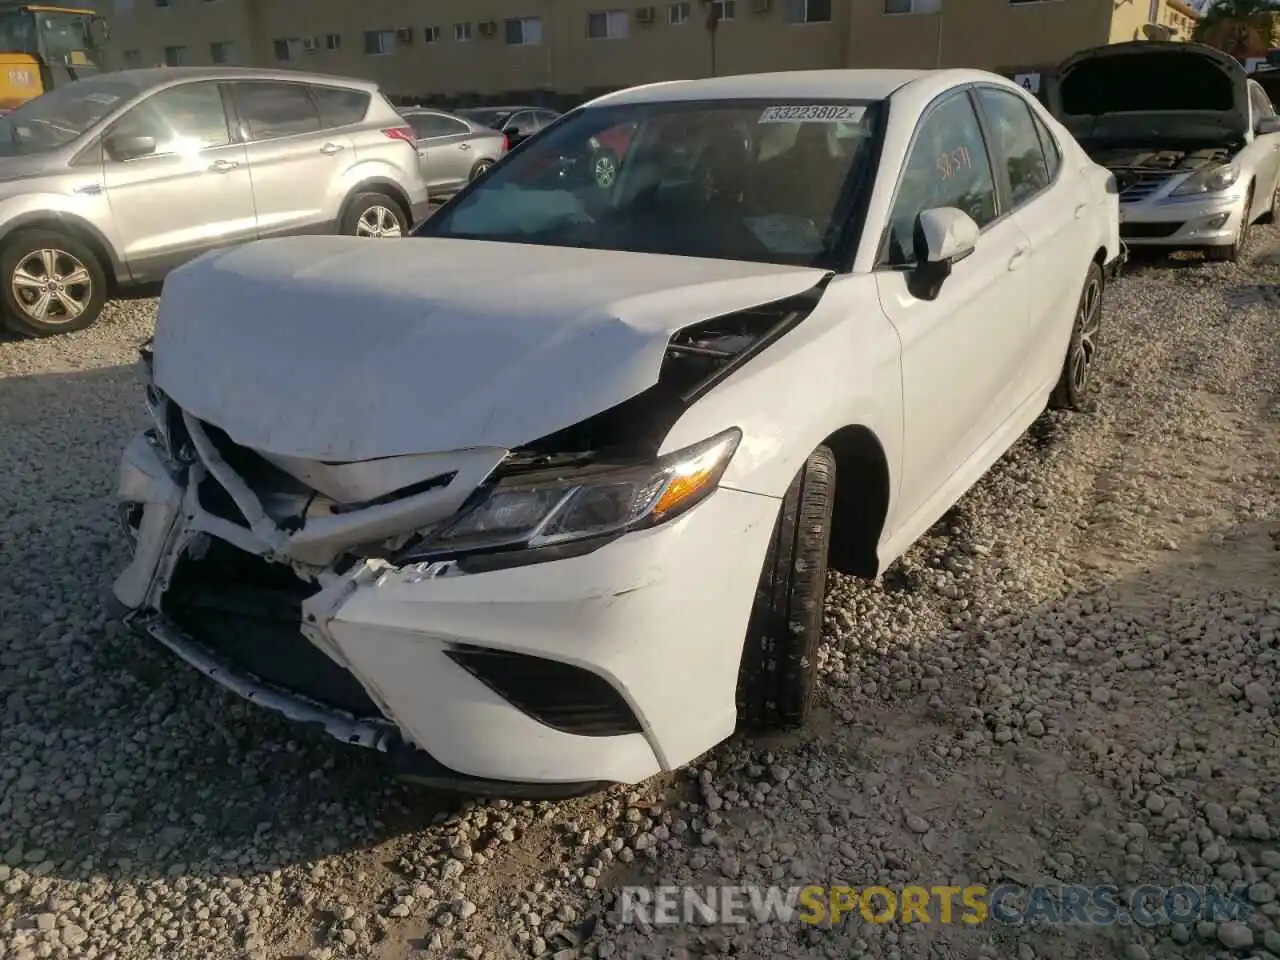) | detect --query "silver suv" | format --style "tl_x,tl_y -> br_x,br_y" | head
0,67 -> 430,337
